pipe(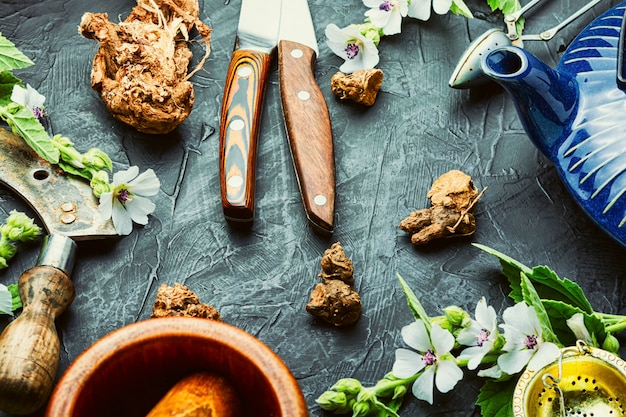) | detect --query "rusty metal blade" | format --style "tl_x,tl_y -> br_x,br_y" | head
0,128 -> 116,240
